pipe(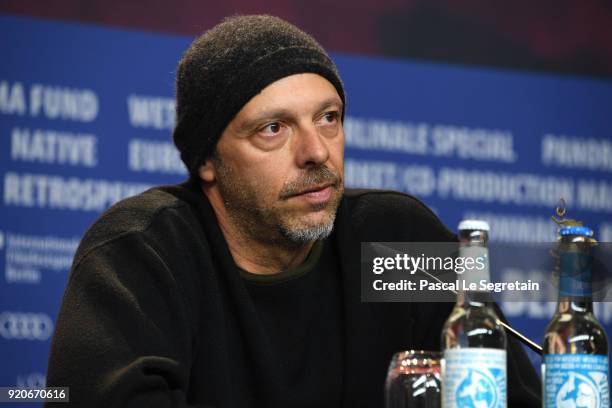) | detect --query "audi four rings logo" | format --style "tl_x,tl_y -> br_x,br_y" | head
0,312 -> 54,341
